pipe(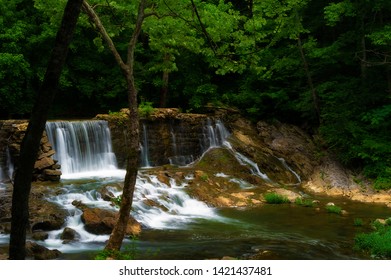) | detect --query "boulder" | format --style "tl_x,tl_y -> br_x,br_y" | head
32,231 -> 49,241
25,241 -> 61,260
98,186 -> 116,201
81,208 -> 141,235
61,227 -> 79,242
